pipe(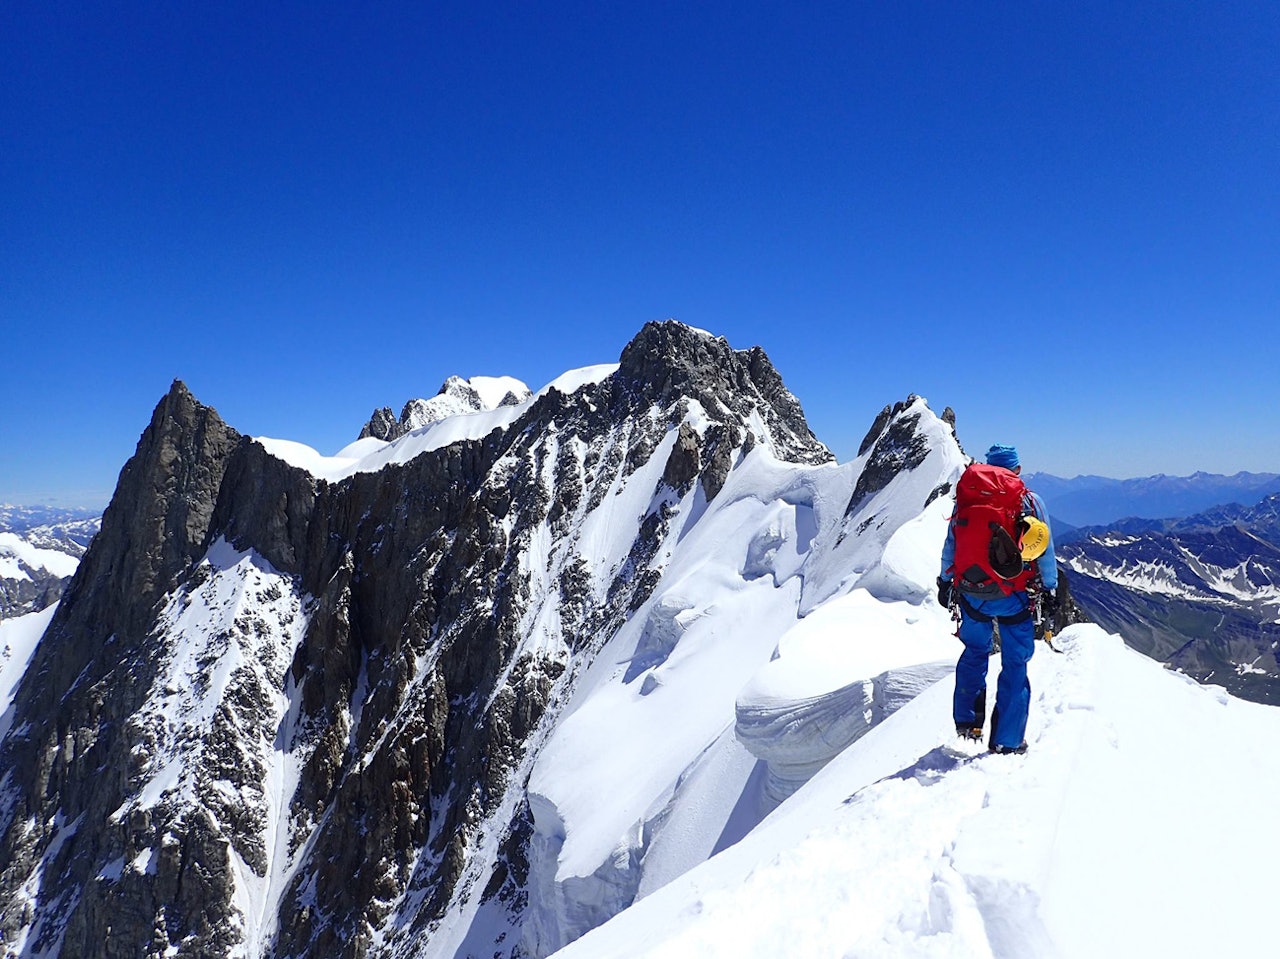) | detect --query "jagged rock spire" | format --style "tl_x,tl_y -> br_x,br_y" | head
617,320 -> 832,466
